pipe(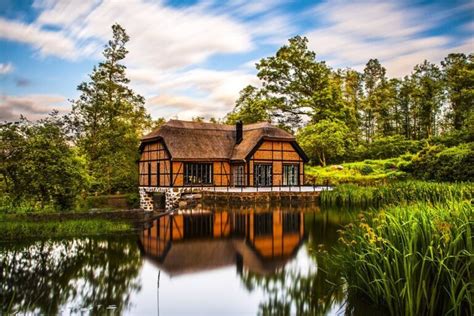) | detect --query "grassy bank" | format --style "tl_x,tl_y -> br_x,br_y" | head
334,201 -> 473,315
305,157 -> 410,185
0,219 -> 133,241
320,181 -> 473,208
